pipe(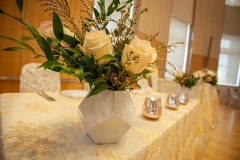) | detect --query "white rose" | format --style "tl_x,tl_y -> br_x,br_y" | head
193,72 -> 199,79
121,36 -> 157,74
83,30 -> 113,65
37,21 -> 74,47
174,70 -> 183,77
207,70 -> 215,77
